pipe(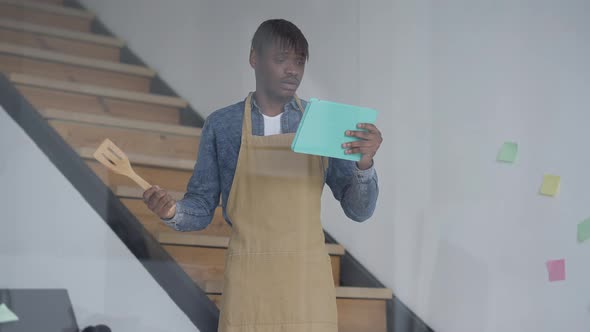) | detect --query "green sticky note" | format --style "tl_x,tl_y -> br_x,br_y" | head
578,218 -> 590,243
540,174 -> 561,197
497,142 -> 518,163
0,303 -> 19,324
